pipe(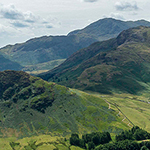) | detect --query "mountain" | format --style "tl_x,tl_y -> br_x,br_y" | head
0,54 -> 23,71
1,18 -> 150,72
68,18 -> 150,41
39,26 -> 150,95
0,70 -> 129,137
